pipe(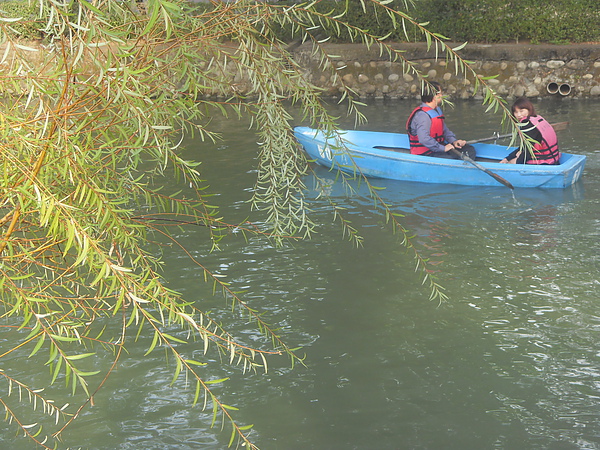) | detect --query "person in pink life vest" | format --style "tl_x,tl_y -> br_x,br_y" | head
500,97 -> 561,165
406,82 -> 475,160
